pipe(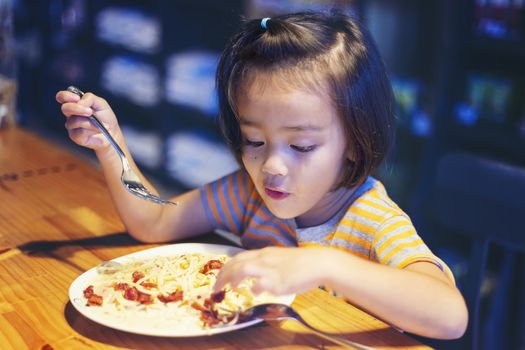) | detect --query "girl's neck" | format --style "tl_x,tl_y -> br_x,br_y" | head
295,185 -> 357,228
